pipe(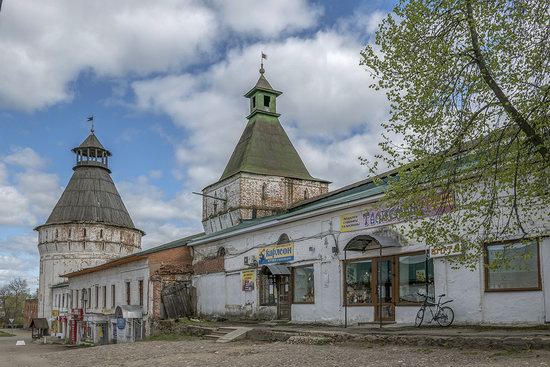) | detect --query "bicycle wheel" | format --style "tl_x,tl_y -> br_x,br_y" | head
415,307 -> 425,327
436,306 -> 454,327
